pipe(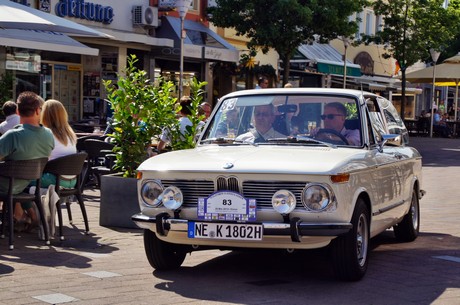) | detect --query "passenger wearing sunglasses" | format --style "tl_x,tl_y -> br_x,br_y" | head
311,102 -> 360,146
